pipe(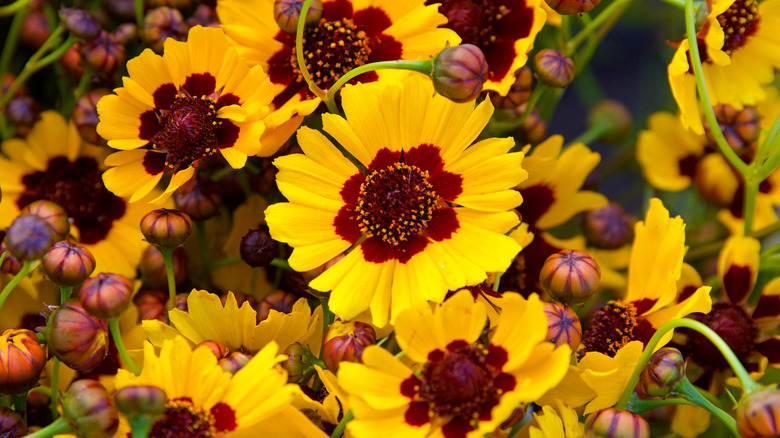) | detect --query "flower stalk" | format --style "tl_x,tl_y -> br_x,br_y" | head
331,410 -> 354,438
108,319 -> 141,375
0,260 -> 35,313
